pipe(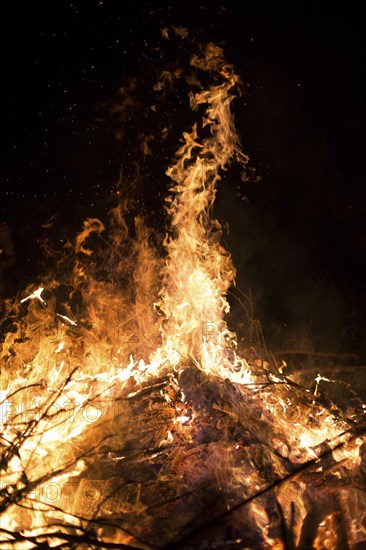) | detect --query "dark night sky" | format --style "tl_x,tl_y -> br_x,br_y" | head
1,1 -> 366,357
